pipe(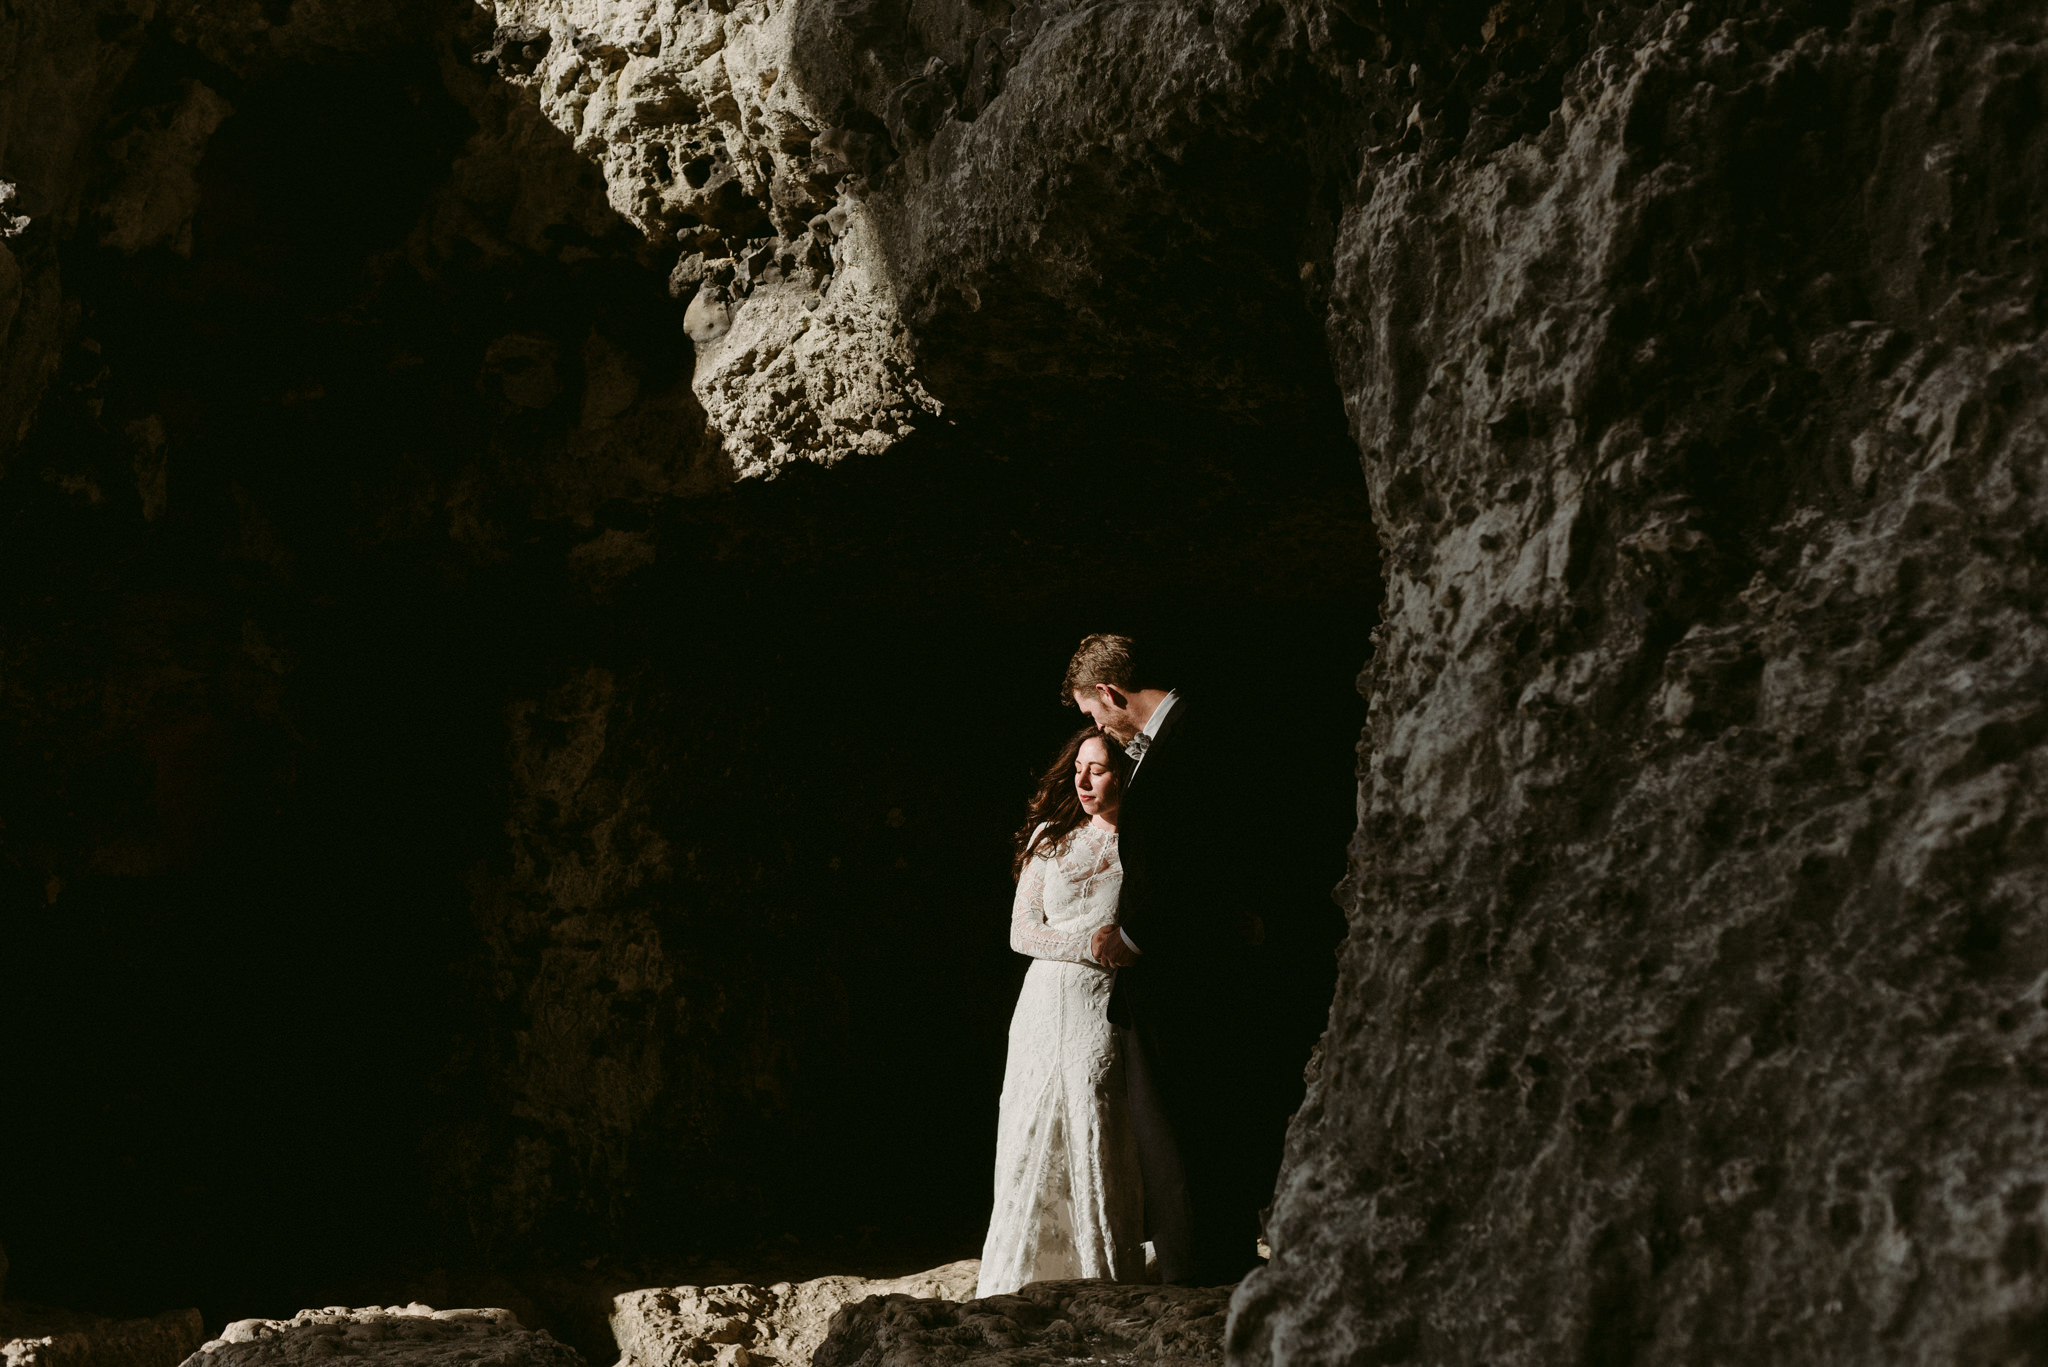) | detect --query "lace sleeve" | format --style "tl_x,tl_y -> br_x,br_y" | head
1010,838 -> 1101,965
